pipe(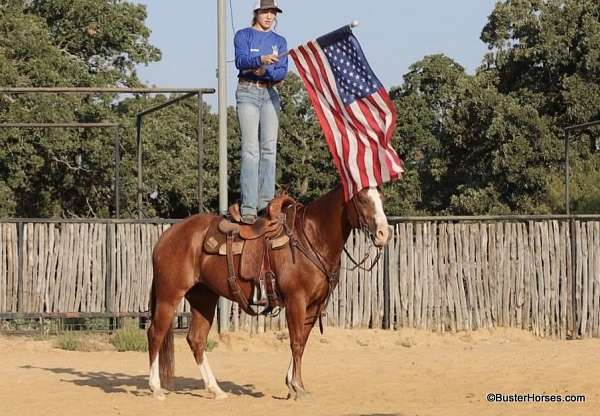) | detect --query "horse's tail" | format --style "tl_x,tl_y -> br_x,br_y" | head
149,281 -> 157,319
149,280 -> 175,389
